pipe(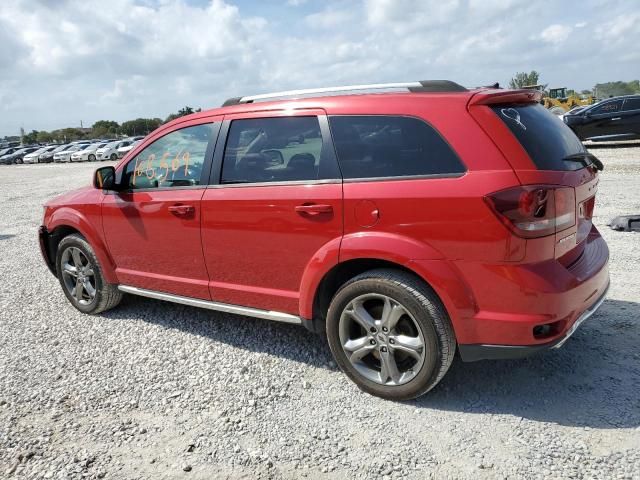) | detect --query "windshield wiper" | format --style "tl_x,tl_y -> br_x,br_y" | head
562,152 -> 604,171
